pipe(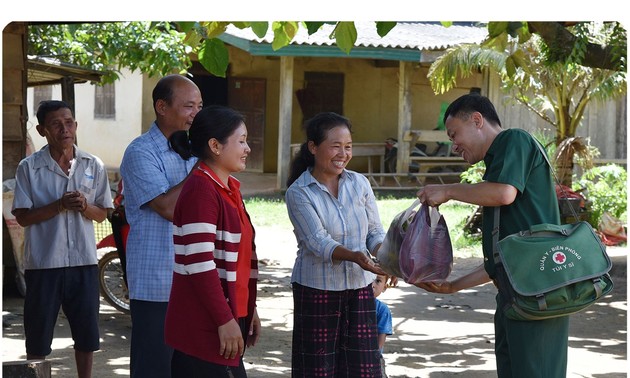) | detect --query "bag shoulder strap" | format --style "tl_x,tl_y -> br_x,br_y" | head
531,136 -> 579,220
492,133 -> 574,264
492,208 -> 501,264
